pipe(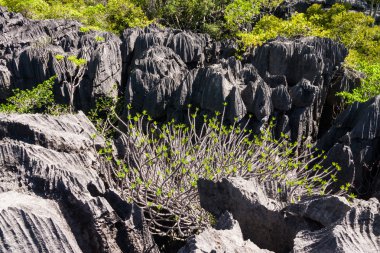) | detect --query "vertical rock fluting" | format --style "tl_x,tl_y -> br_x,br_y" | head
0,7 -> 122,111
0,6 -> 354,143
318,95 -> 380,199
0,112 -> 159,253
122,30 -> 350,141
248,37 -> 348,142
198,177 -> 380,253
